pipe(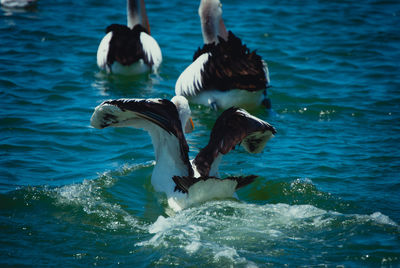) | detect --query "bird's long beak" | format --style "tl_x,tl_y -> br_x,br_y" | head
185,117 -> 195,133
140,0 -> 151,34
219,17 -> 228,41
